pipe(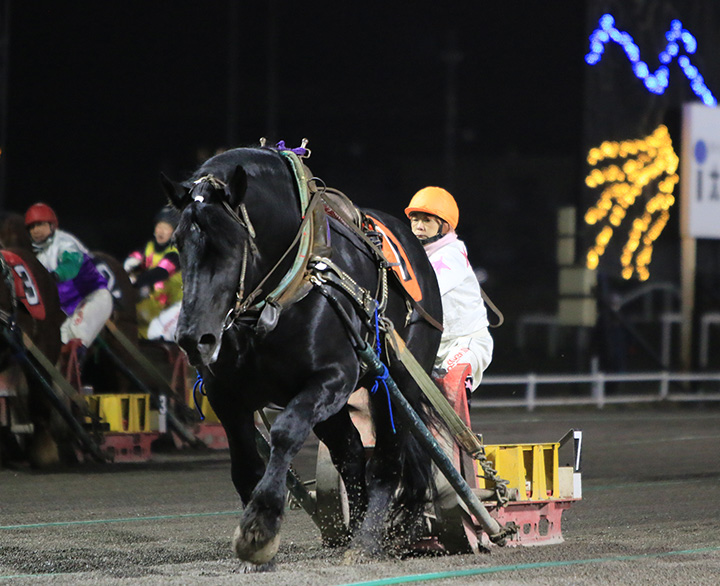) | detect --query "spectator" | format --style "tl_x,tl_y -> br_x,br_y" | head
123,206 -> 182,340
